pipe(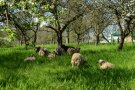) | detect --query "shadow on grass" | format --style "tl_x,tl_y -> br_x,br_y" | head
0,50 -> 49,70
0,71 -> 28,87
49,67 -> 135,89
0,51 -> 48,88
